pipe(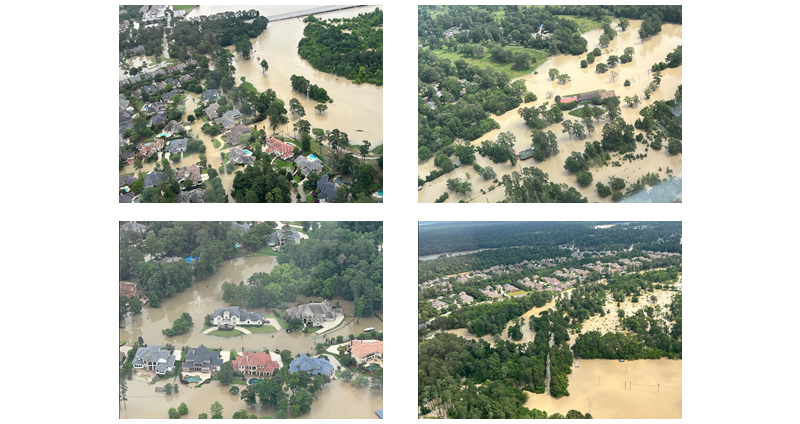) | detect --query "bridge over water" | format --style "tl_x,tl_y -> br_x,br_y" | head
265,5 -> 366,22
